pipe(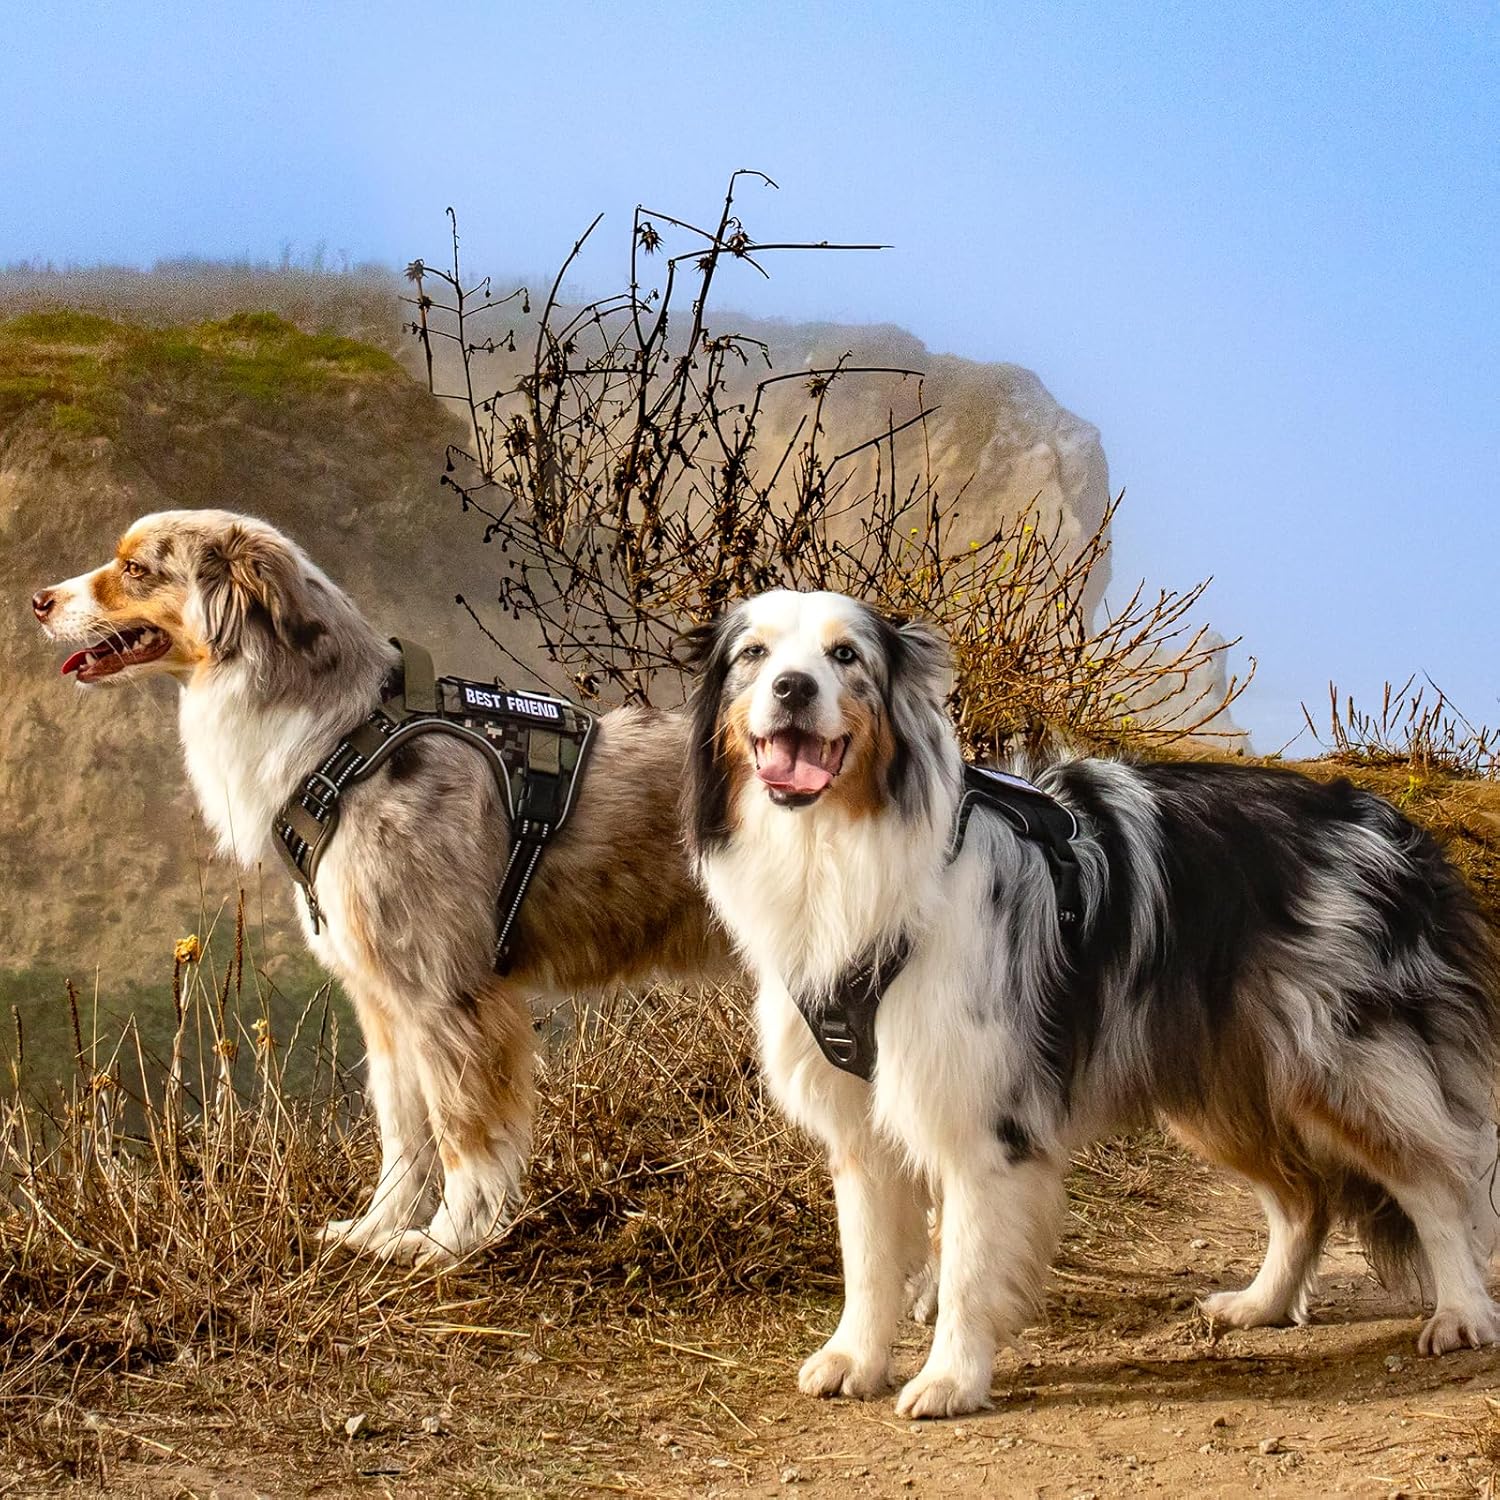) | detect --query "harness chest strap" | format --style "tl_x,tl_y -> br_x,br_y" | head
791,764 -> 1083,1082
272,639 -> 595,974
